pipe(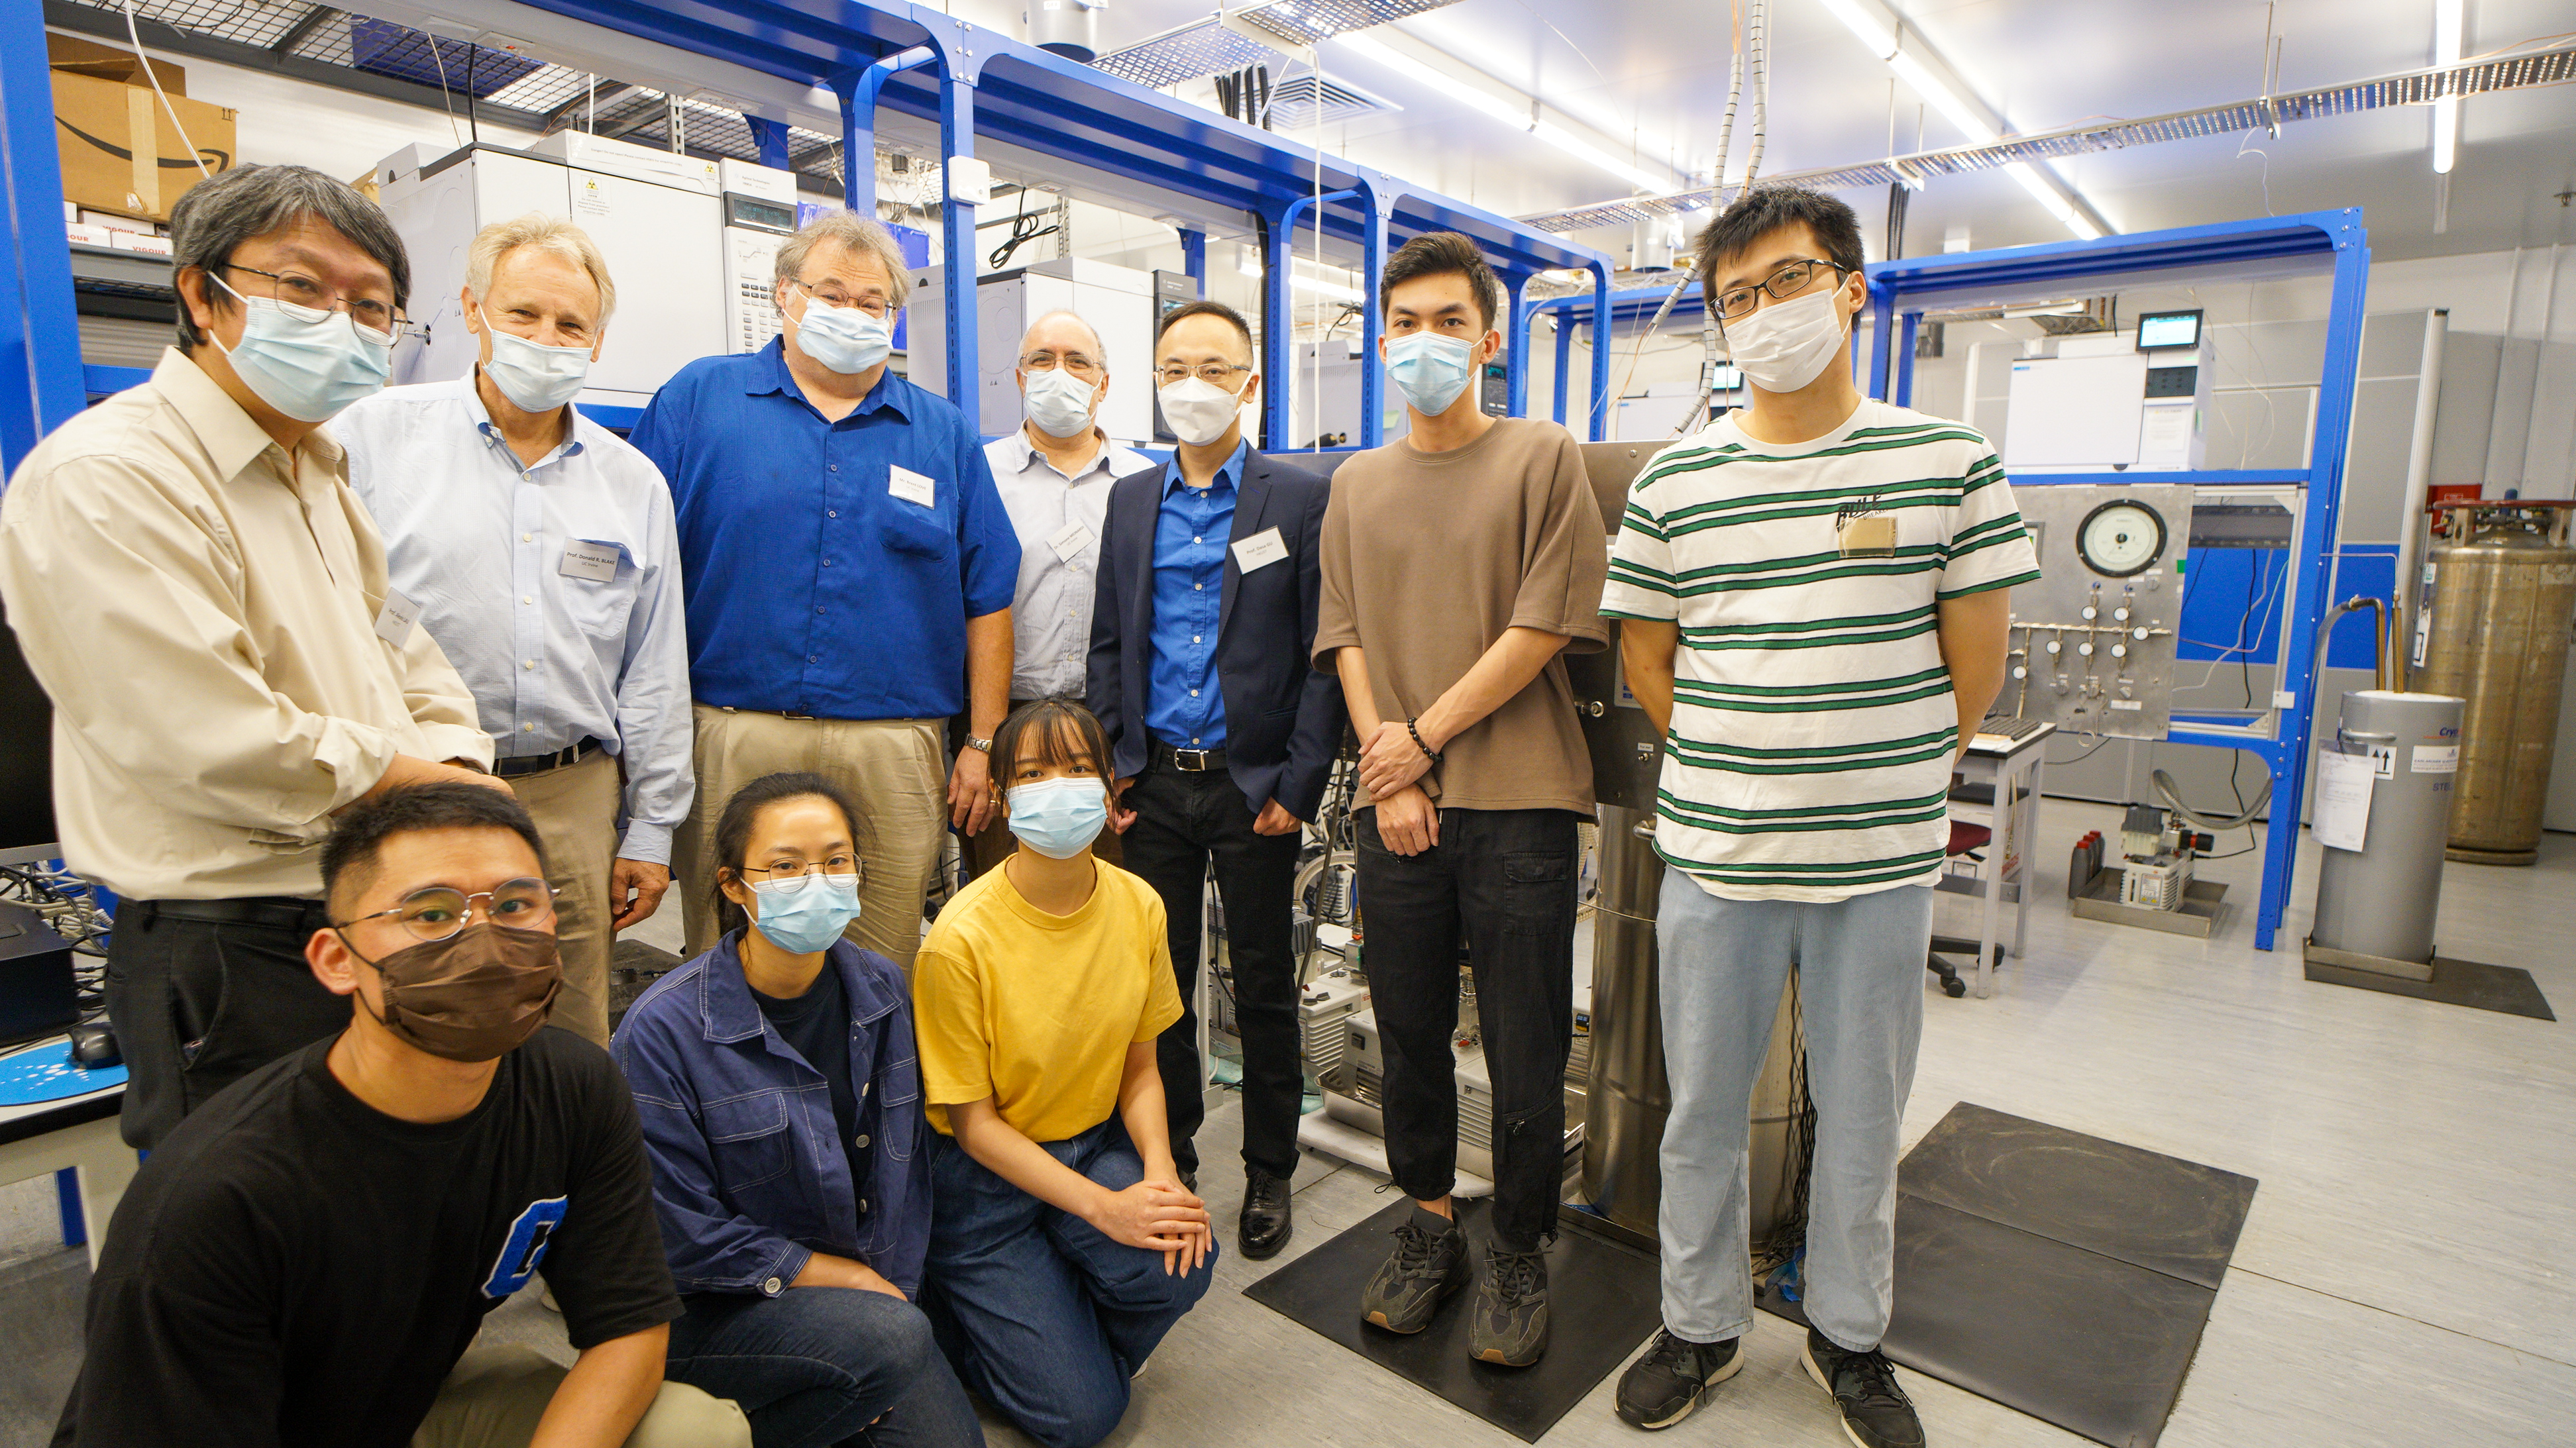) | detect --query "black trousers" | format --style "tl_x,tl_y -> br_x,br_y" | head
104,898 -> 343,1149
1354,806 -> 1579,1252
1121,756 -> 1303,1181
